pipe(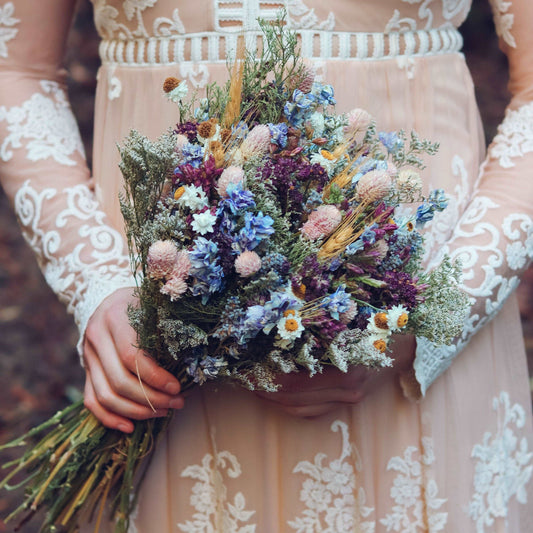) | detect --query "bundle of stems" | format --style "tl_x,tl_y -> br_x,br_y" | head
0,401 -> 172,532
